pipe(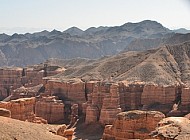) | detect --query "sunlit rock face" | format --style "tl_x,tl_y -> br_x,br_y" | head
35,96 -> 64,124
0,97 -> 35,121
102,110 -> 165,140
